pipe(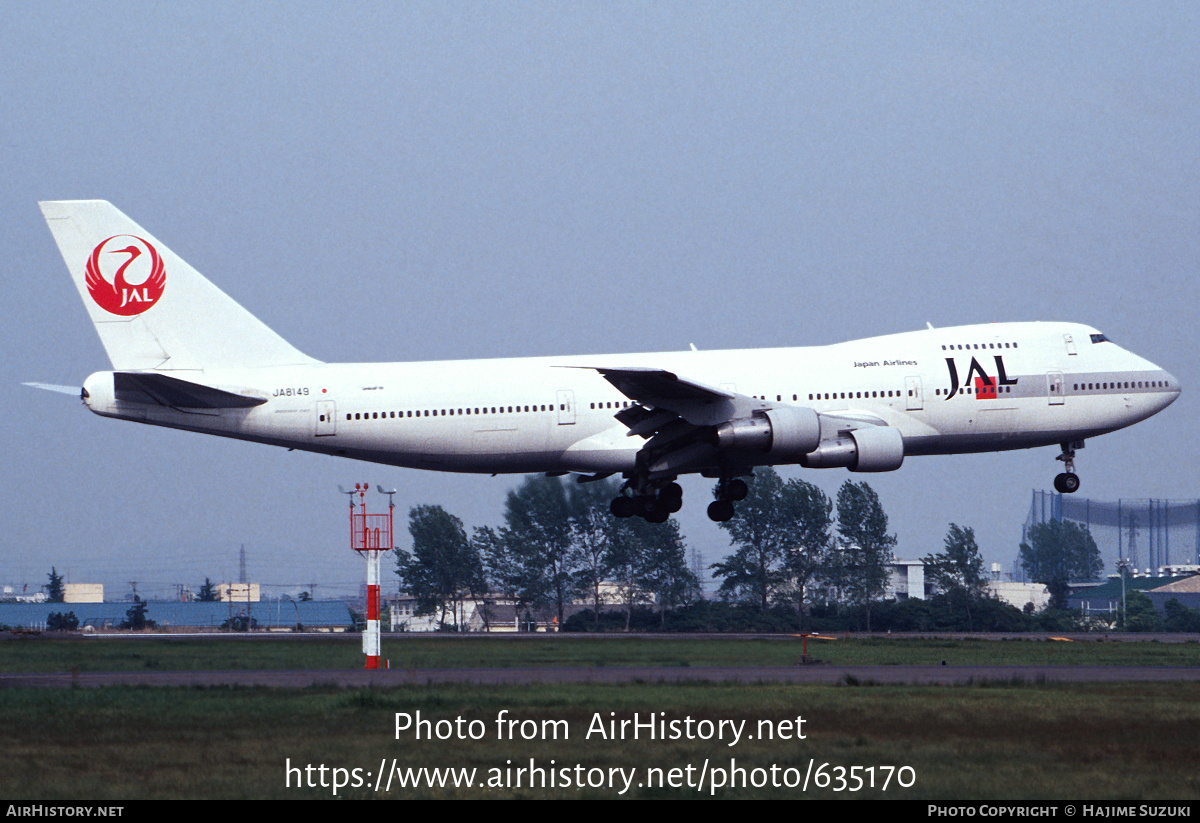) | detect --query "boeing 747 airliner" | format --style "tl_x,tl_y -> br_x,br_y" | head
34,201 -> 1180,522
